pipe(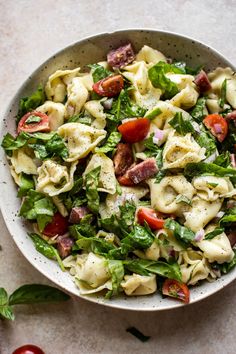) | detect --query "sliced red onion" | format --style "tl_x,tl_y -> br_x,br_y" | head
213,123 -> 222,134
194,229 -> 205,242
204,151 -> 218,163
102,98 -> 113,110
216,211 -> 225,219
154,128 -> 164,140
230,154 -> 236,168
